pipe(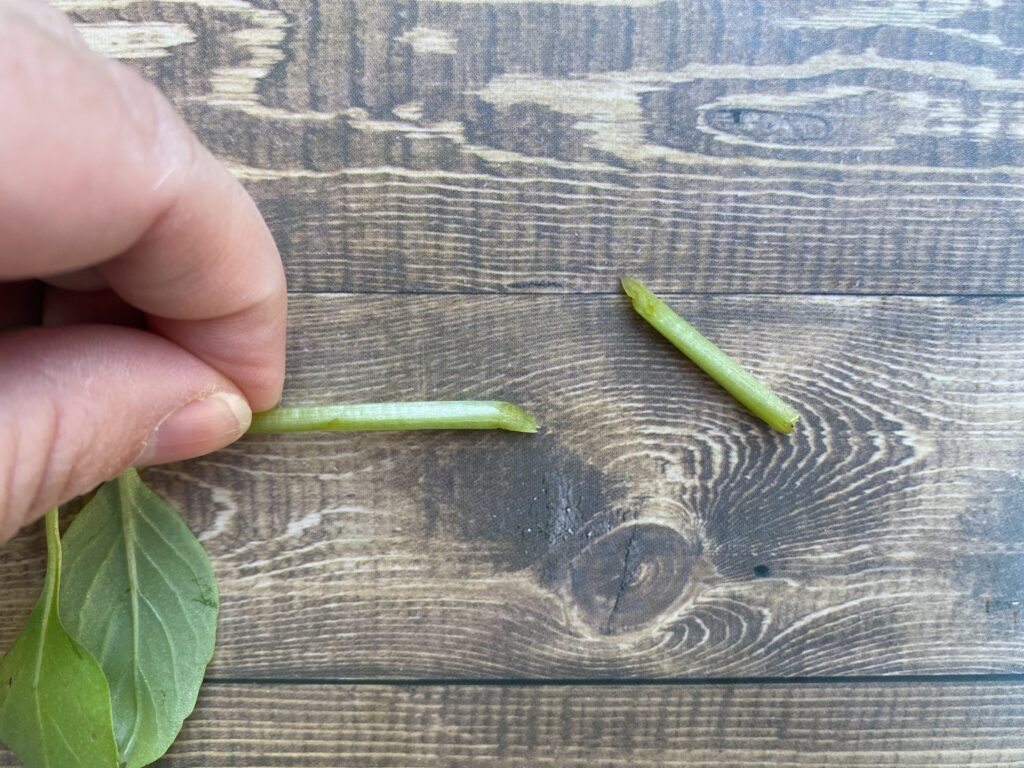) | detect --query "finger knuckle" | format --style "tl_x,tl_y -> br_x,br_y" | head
105,62 -> 199,205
